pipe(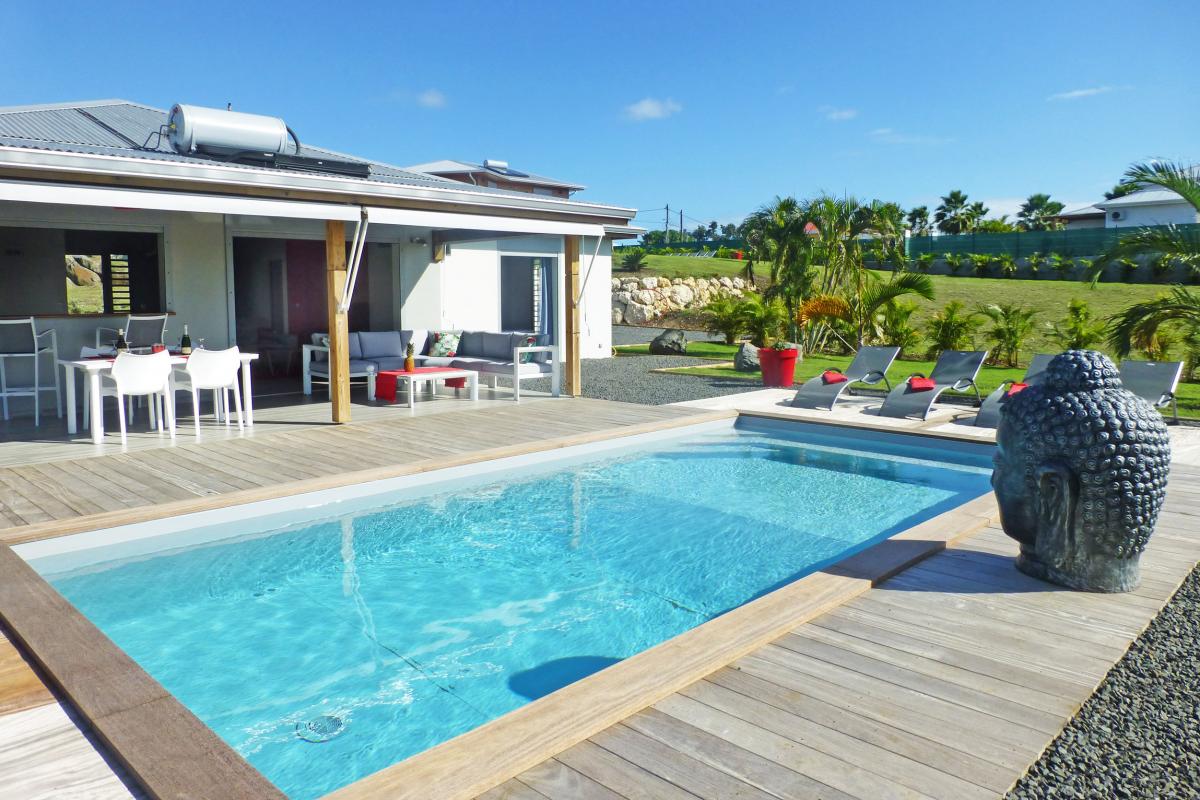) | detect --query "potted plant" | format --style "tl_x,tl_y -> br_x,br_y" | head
759,340 -> 800,387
